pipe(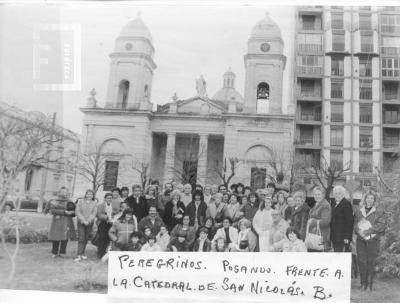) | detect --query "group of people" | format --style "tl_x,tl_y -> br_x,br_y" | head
46,181 -> 387,292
